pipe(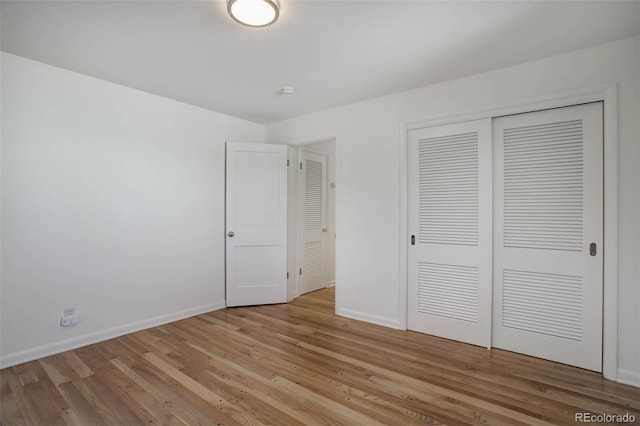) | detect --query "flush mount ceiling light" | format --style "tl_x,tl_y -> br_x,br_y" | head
227,0 -> 280,27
